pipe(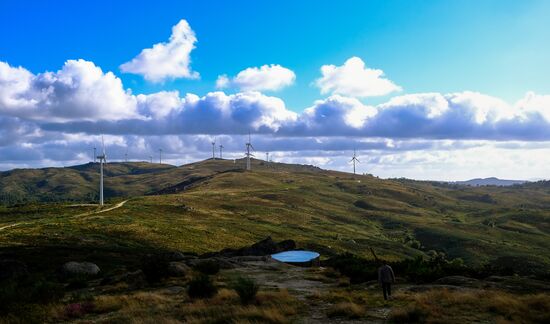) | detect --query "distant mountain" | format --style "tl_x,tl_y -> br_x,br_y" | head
455,177 -> 527,187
